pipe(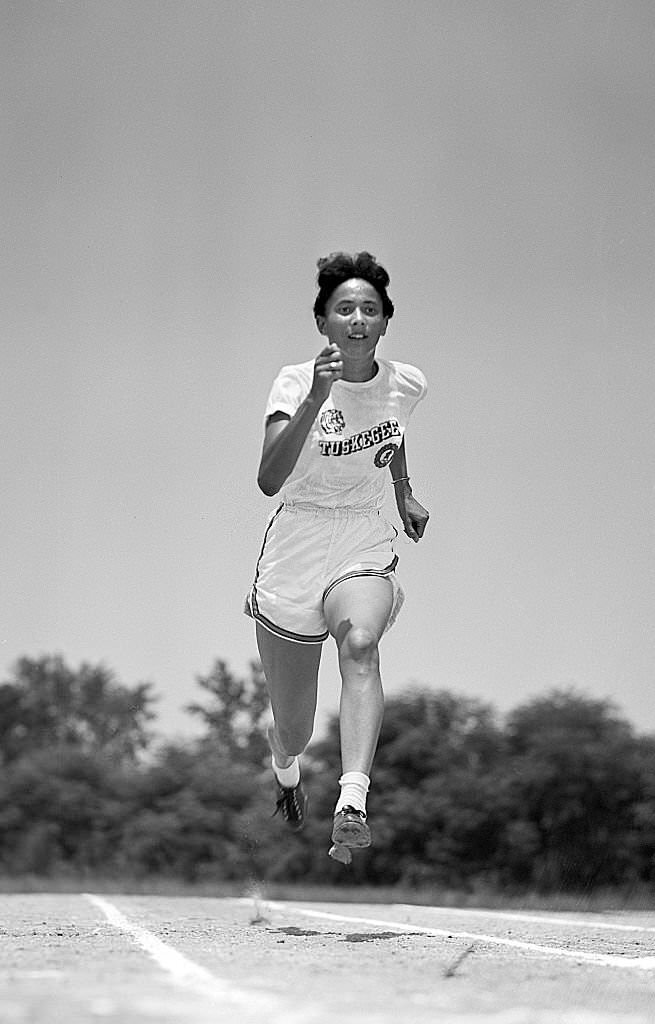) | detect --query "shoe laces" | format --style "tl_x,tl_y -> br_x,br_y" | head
338,805 -> 367,821
274,785 -> 303,822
